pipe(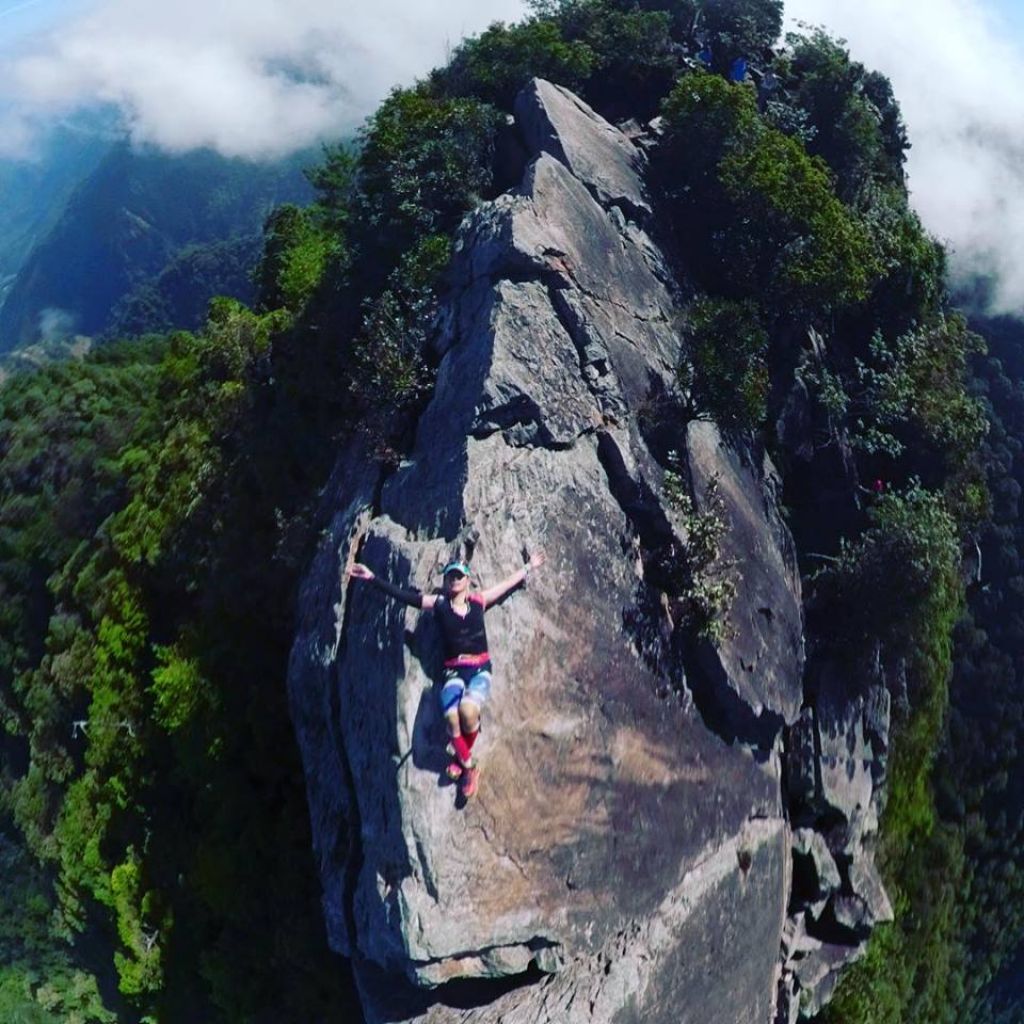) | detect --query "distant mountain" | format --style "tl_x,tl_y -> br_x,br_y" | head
105,235 -> 263,339
0,114 -> 115,304
0,142 -> 314,352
